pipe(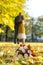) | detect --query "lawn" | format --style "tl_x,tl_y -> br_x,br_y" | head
0,42 -> 43,65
